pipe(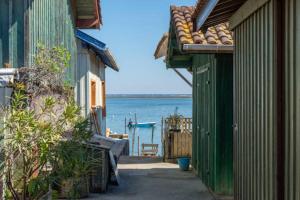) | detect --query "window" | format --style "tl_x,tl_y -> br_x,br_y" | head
102,81 -> 106,117
91,80 -> 96,108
